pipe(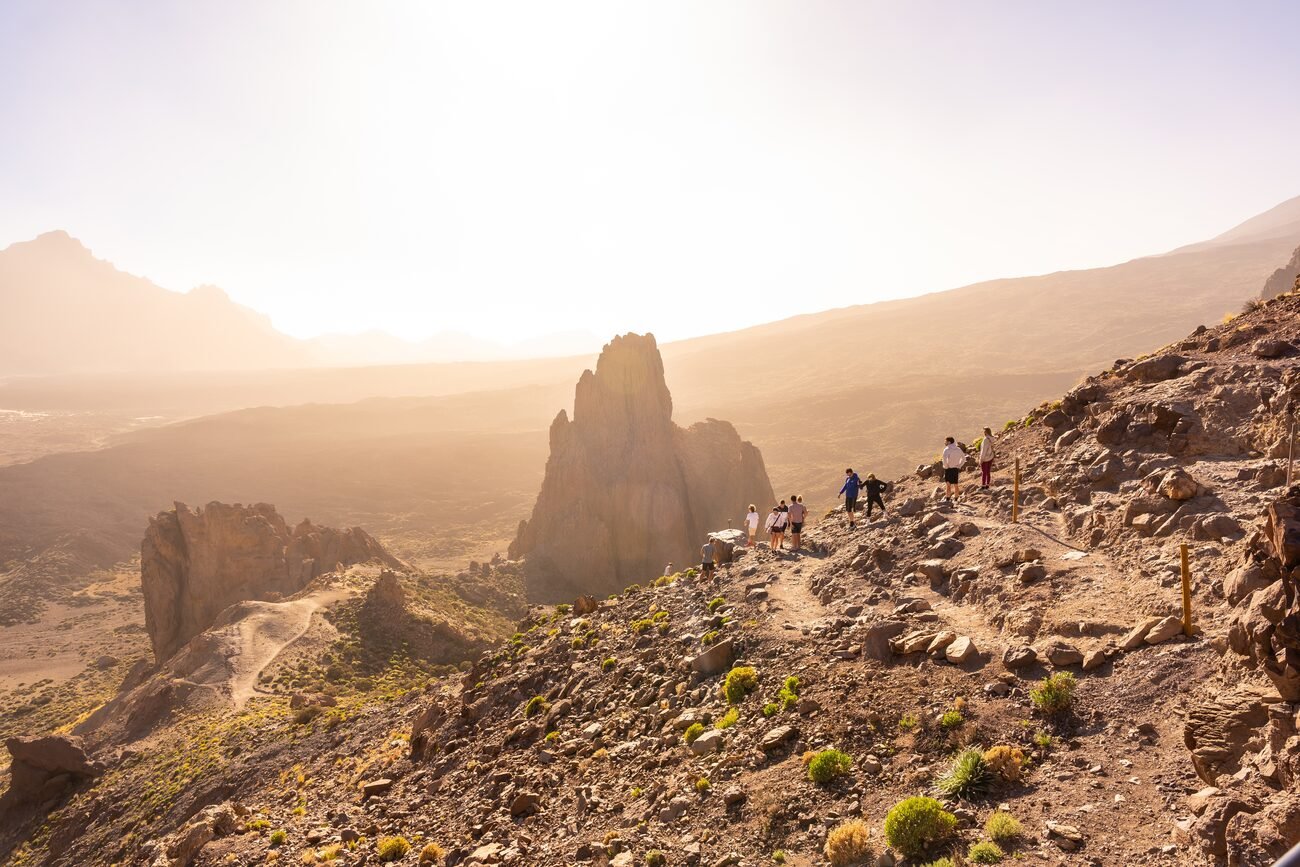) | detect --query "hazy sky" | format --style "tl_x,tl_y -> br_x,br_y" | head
3,1 -> 1300,346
